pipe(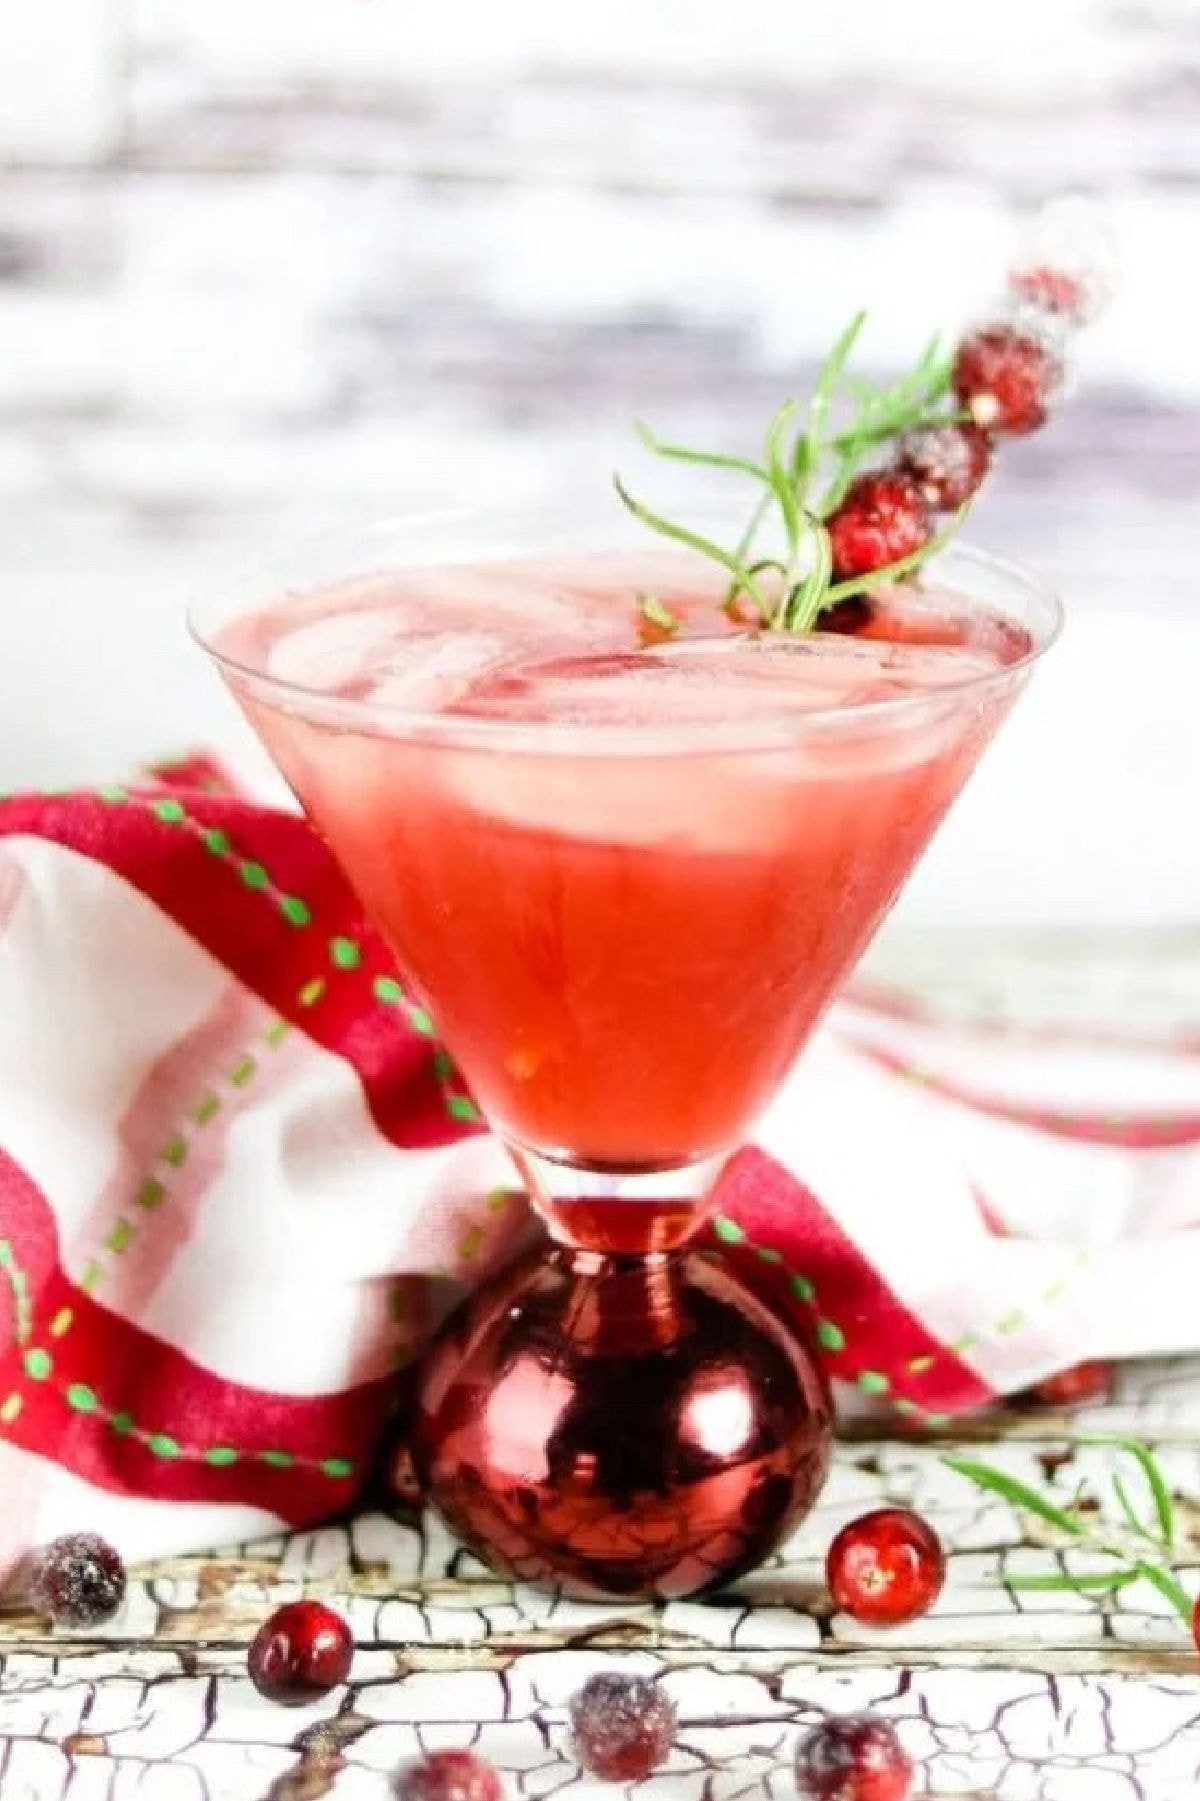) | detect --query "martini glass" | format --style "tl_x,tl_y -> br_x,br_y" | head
192,511 -> 1060,1599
